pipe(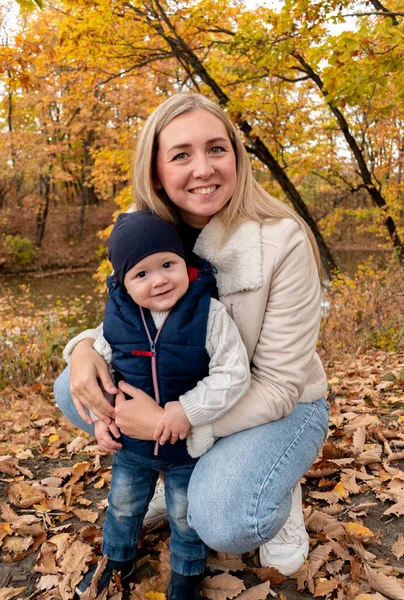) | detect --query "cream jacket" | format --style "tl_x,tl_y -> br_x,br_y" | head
188,215 -> 327,456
